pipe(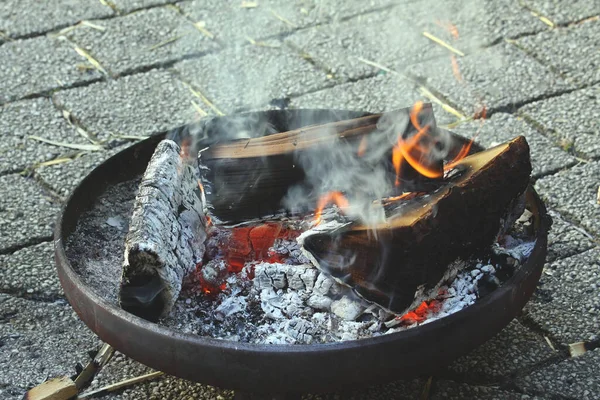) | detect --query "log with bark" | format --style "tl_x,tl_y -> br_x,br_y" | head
120,139 -> 207,321
299,136 -> 532,313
